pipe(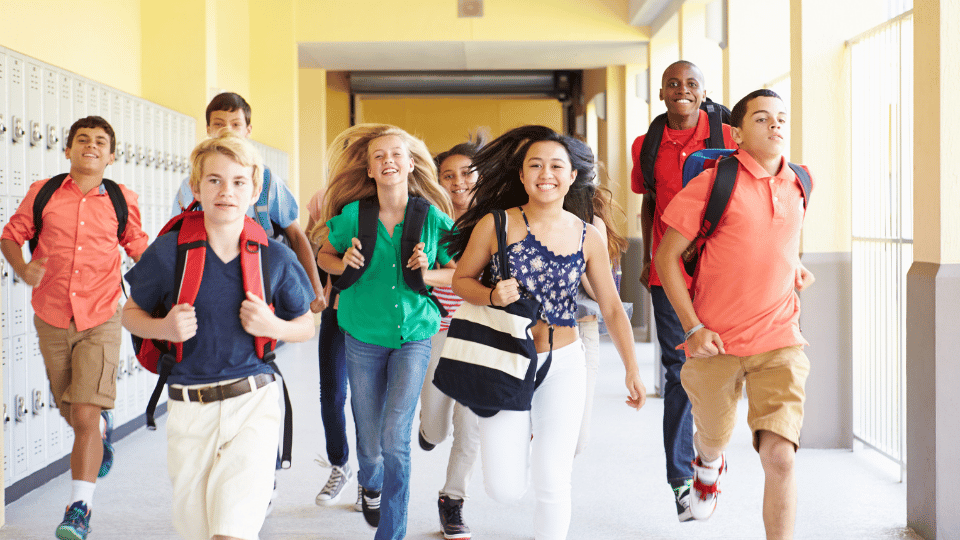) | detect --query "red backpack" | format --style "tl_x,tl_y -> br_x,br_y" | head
133,210 -> 294,467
